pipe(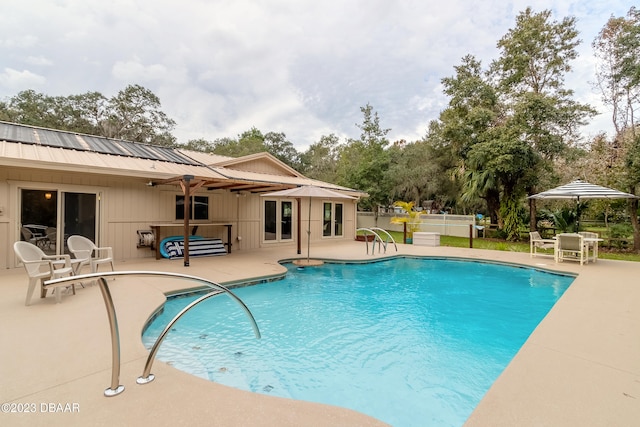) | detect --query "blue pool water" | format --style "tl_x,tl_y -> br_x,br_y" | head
142,258 -> 573,427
